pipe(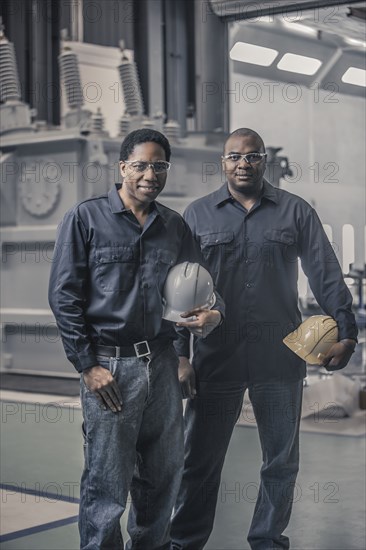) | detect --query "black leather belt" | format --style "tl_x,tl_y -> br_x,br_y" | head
93,339 -> 170,359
